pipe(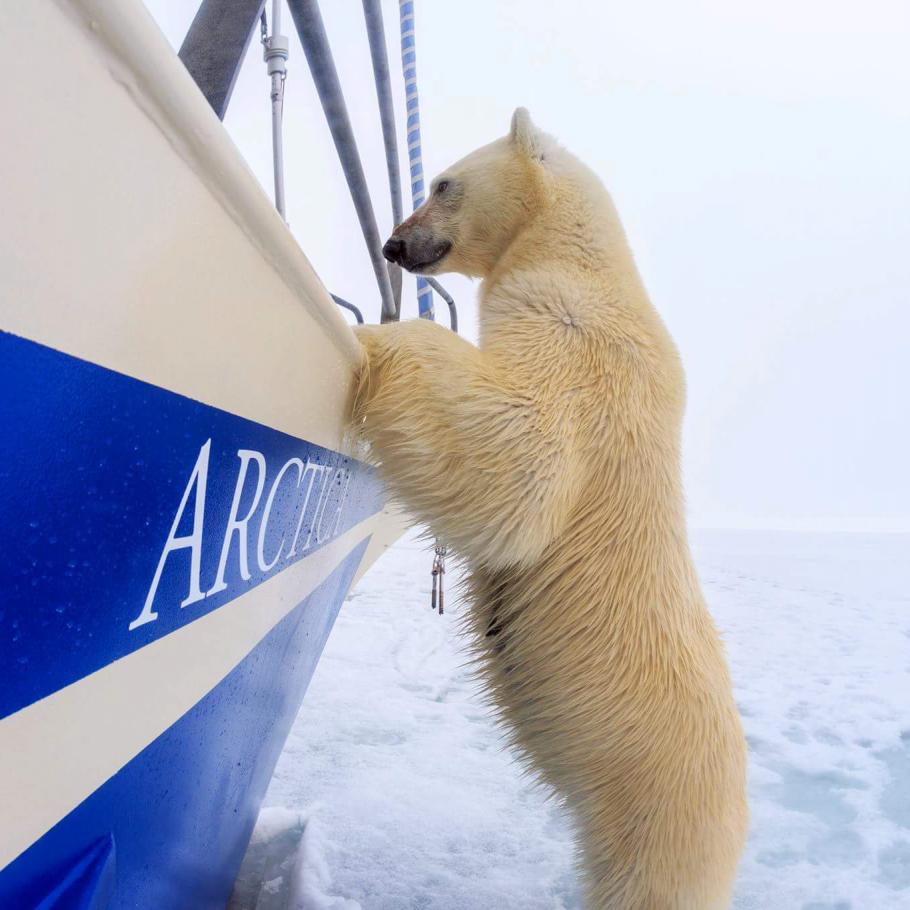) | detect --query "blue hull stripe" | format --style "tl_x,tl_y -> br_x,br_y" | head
0,542 -> 368,908
0,331 -> 385,721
